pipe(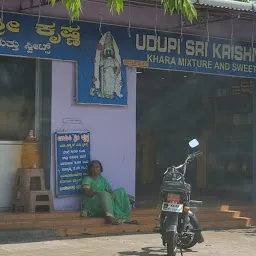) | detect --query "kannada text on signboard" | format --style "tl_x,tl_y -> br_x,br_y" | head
56,132 -> 90,197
